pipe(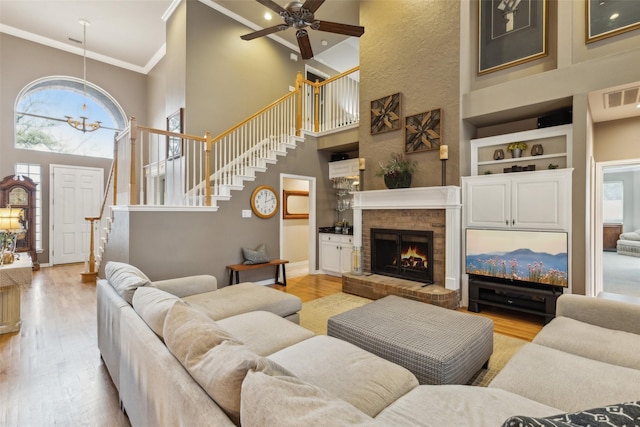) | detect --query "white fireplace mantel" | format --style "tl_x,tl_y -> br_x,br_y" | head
352,186 -> 462,292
